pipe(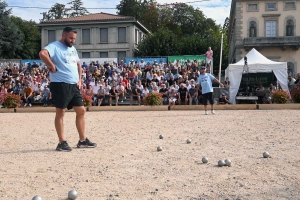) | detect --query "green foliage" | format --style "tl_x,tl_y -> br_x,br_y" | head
117,0 -> 154,21
135,28 -> 180,56
67,0 -> 89,17
143,92 -> 163,106
10,16 -> 41,59
2,93 -> 22,108
41,3 -> 66,21
0,1 -> 22,59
